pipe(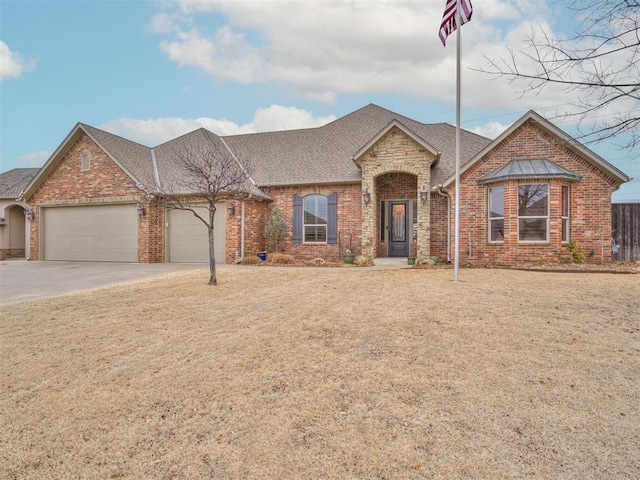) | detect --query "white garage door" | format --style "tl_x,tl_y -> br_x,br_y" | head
167,205 -> 226,263
43,204 -> 138,262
